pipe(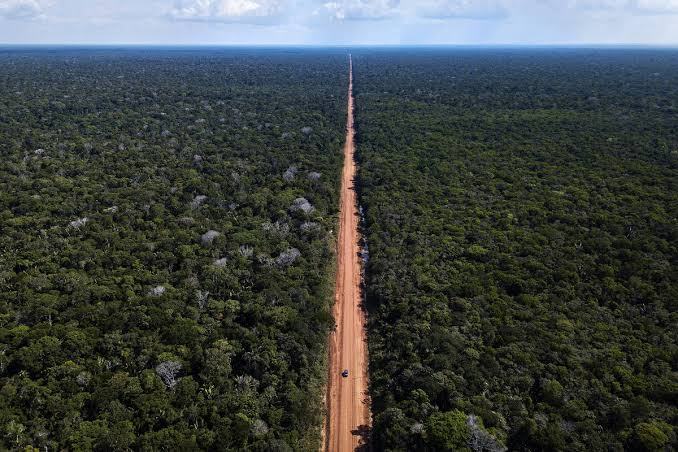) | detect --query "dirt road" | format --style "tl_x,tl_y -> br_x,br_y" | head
326,55 -> 371,452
